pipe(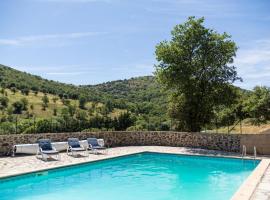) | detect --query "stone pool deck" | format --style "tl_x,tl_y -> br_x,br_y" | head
251,165 -> 270,200
0,146 -> 269,200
